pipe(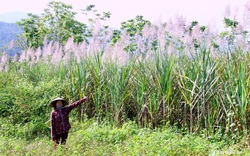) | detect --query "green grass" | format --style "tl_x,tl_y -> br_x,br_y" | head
0,120 -> 249,156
